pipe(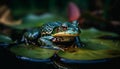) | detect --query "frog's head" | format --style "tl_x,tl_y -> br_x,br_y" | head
52,21 -> 80,42
53,20 -> 80,36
